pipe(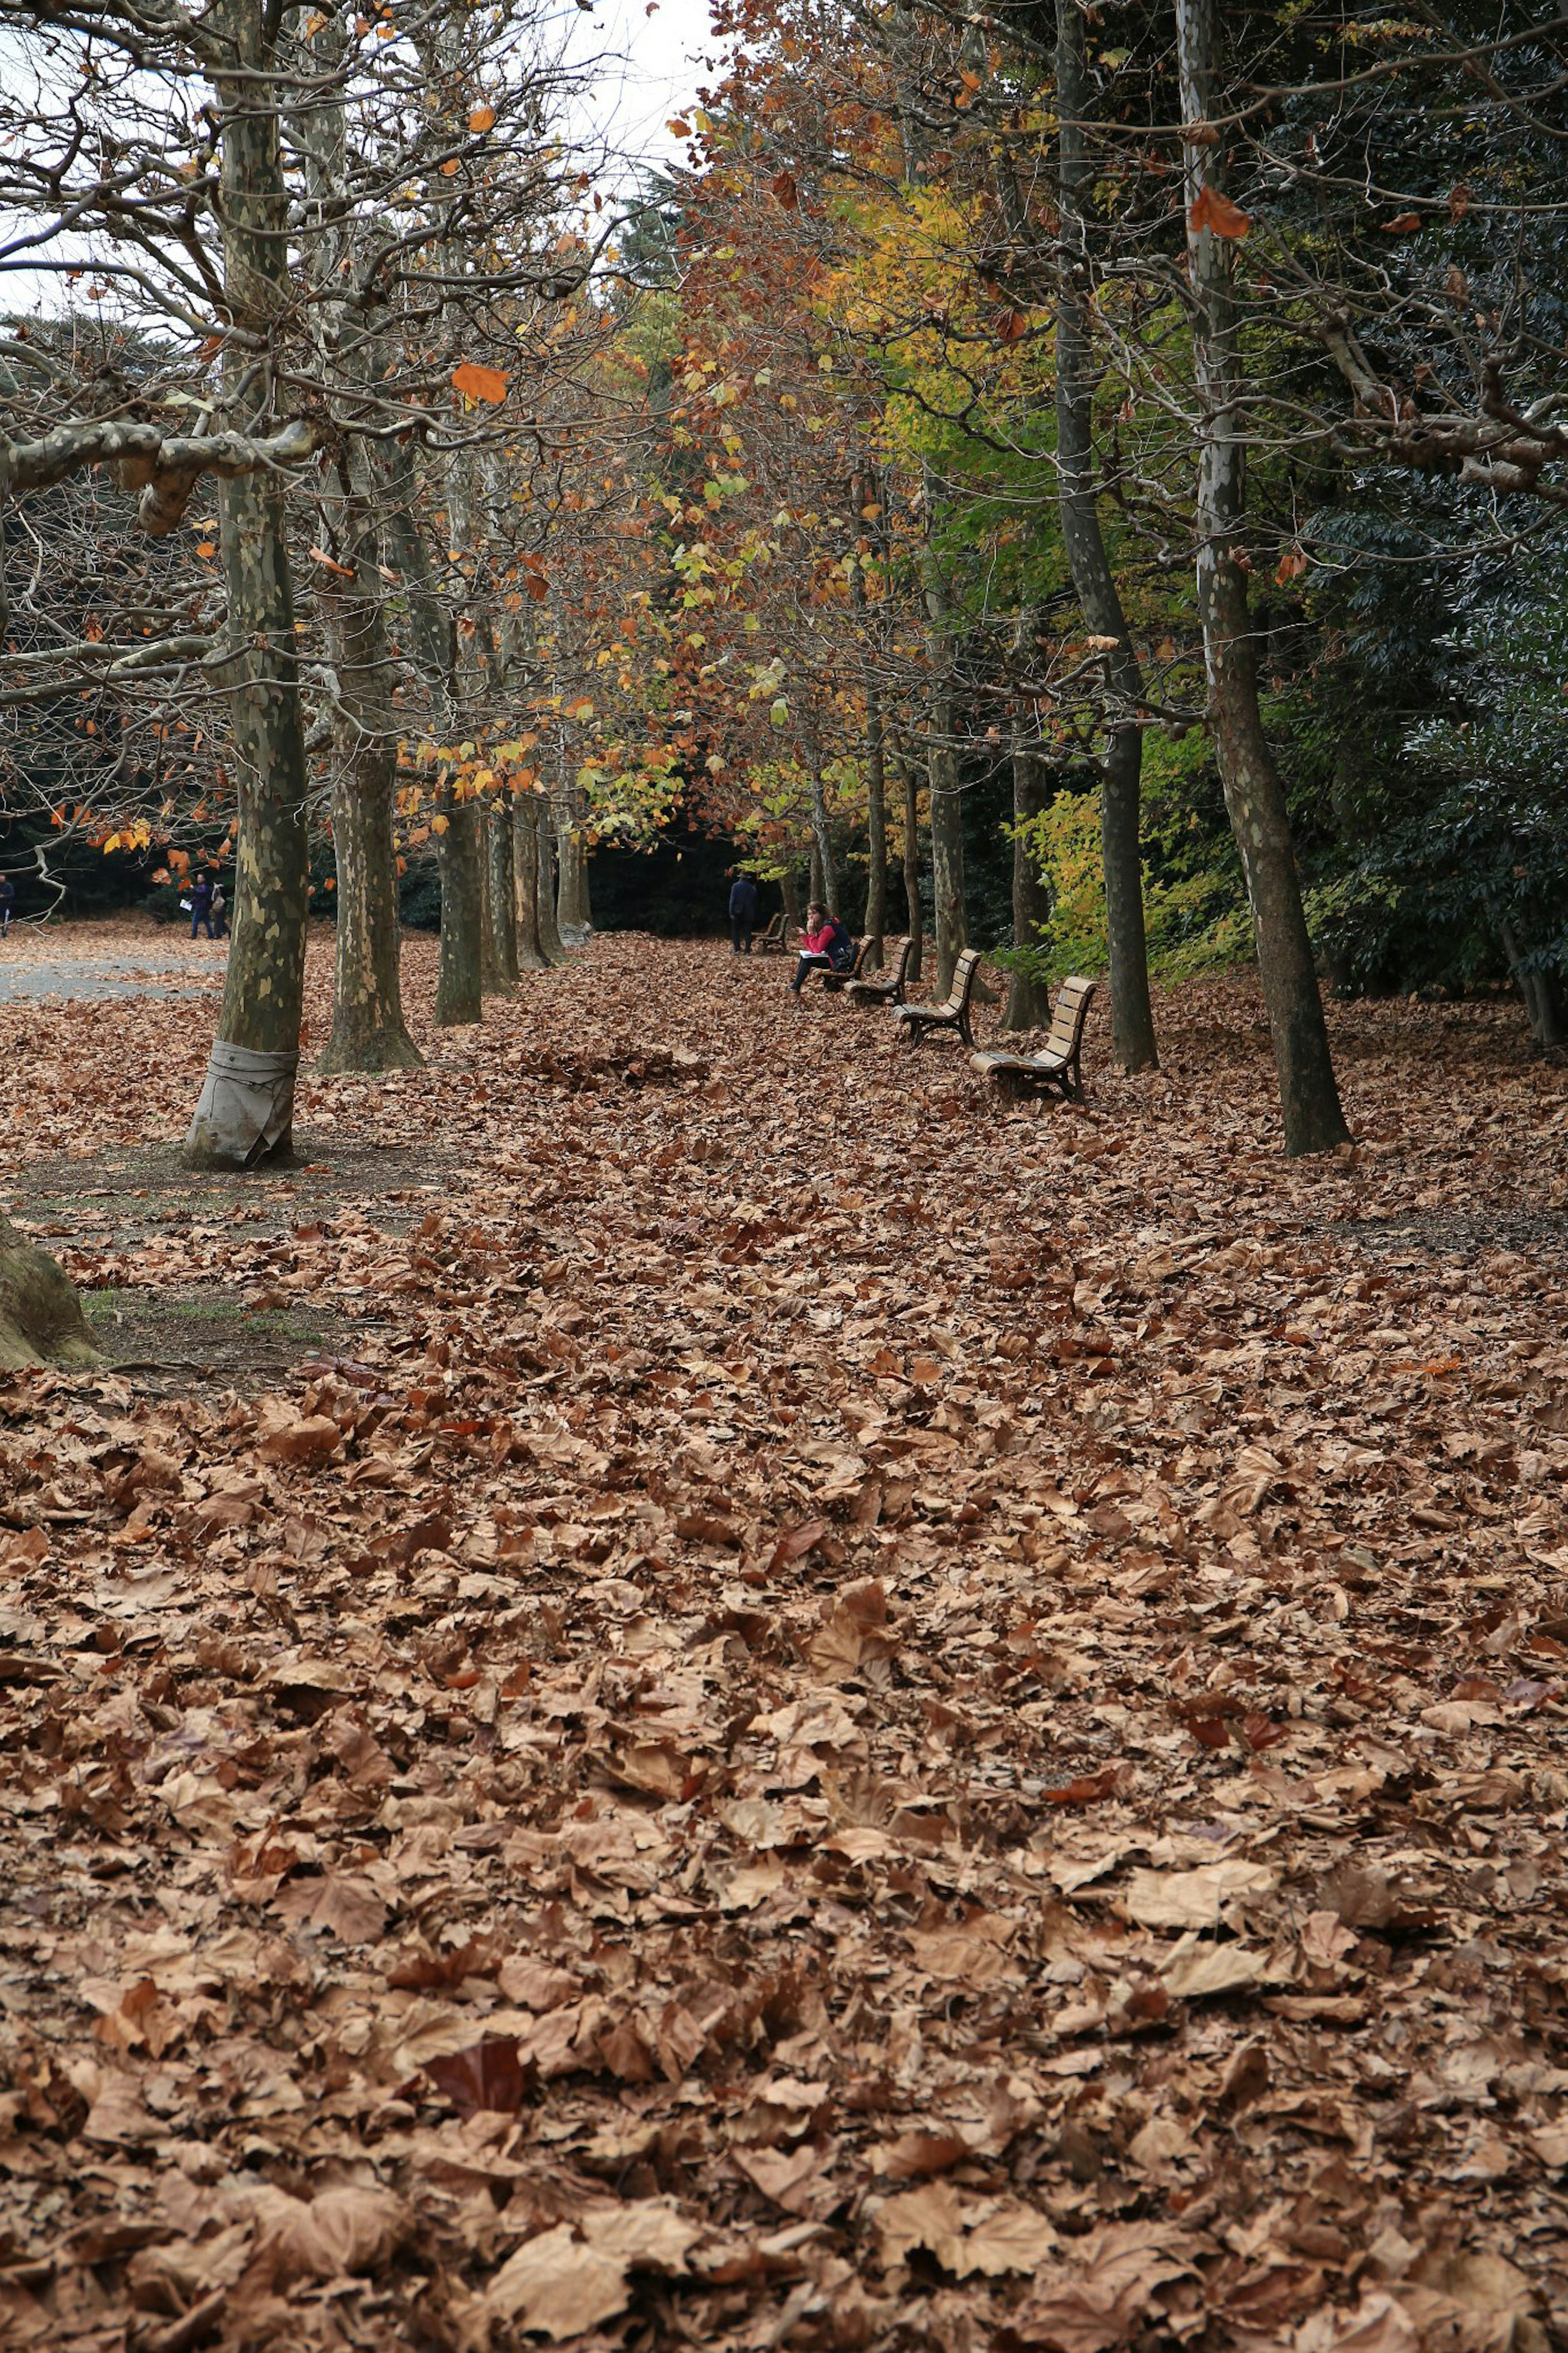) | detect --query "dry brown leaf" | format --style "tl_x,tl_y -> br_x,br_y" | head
1013,2221 -> 1193,2351
872,2183 -> 1059,2279
254,2186 -> 407,2282
1158,1932 -> 1271,1998
1122,1860 -> 1277,1927
484,2225 -> 628,2337
272,1871 -> 388,1943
